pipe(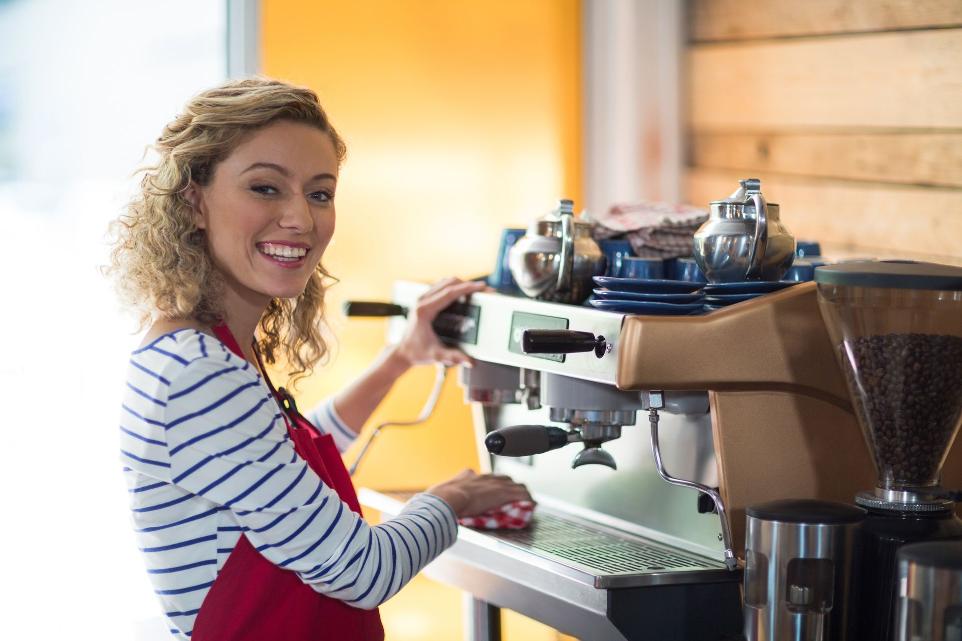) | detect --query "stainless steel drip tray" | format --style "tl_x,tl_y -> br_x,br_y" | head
359,488 -> 738,590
